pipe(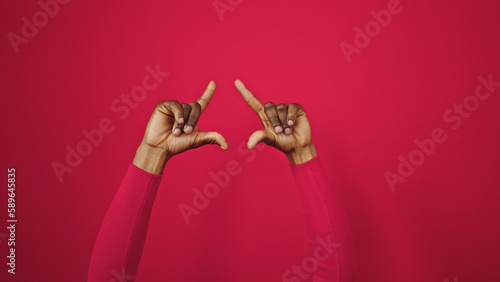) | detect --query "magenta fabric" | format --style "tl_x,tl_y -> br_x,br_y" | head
88,157 -> 355,281
88,164 -> 162,281
291,157 -> 356,282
